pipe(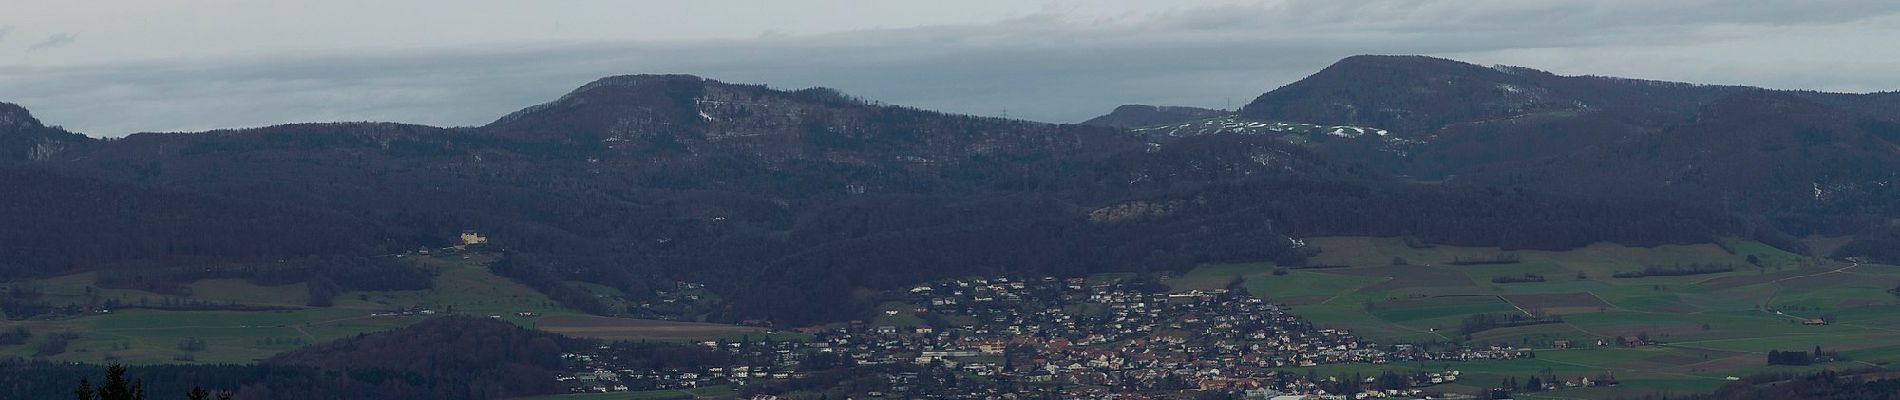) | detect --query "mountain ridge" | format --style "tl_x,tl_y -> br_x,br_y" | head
0,102 -> 89,161
1081,104 -> 1230,129
3,56 -> 1896,325
1238,56 -> 1900,214
1242,55 -> 1900,135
